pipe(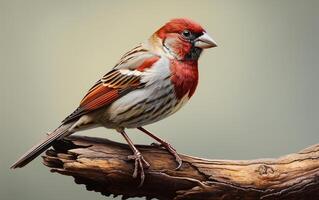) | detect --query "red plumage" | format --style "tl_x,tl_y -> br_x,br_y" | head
11,18 -> 217,187
170,60 -> 199,99
136,56 -> 160,71
156,18 -> 205,39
